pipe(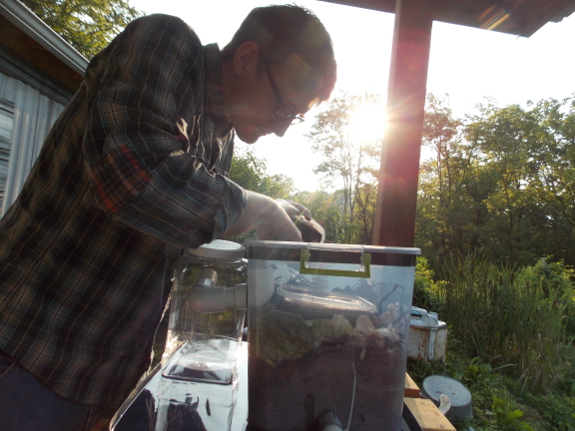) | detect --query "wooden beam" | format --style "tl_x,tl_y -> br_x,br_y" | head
373,0 -> 433,247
